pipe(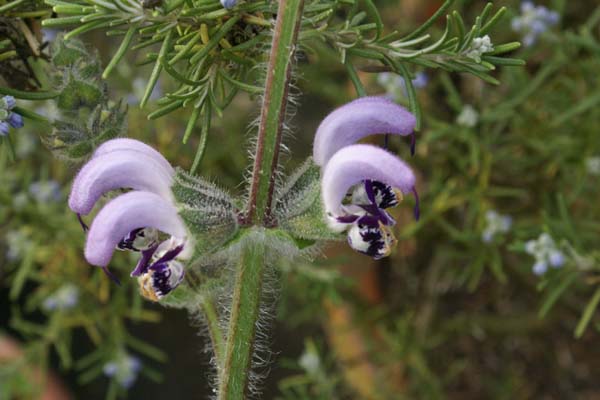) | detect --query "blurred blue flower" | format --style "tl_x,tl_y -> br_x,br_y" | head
532,260 -> 548,275
43,284 -> 79,311
482,210 -> 512,242
0,95 -> 24,135
511,2 -> 559,47
0,121 -> 9,136
220,0 -> 237,9
377,71 -> 428,100
7,112 -> 23,128
29,180 -> 62,203
42,28 -> 58,43
525,233 -> 566,275
2,95 -> 16,110
103,353 -> 142,389
5,230 -> 33,261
